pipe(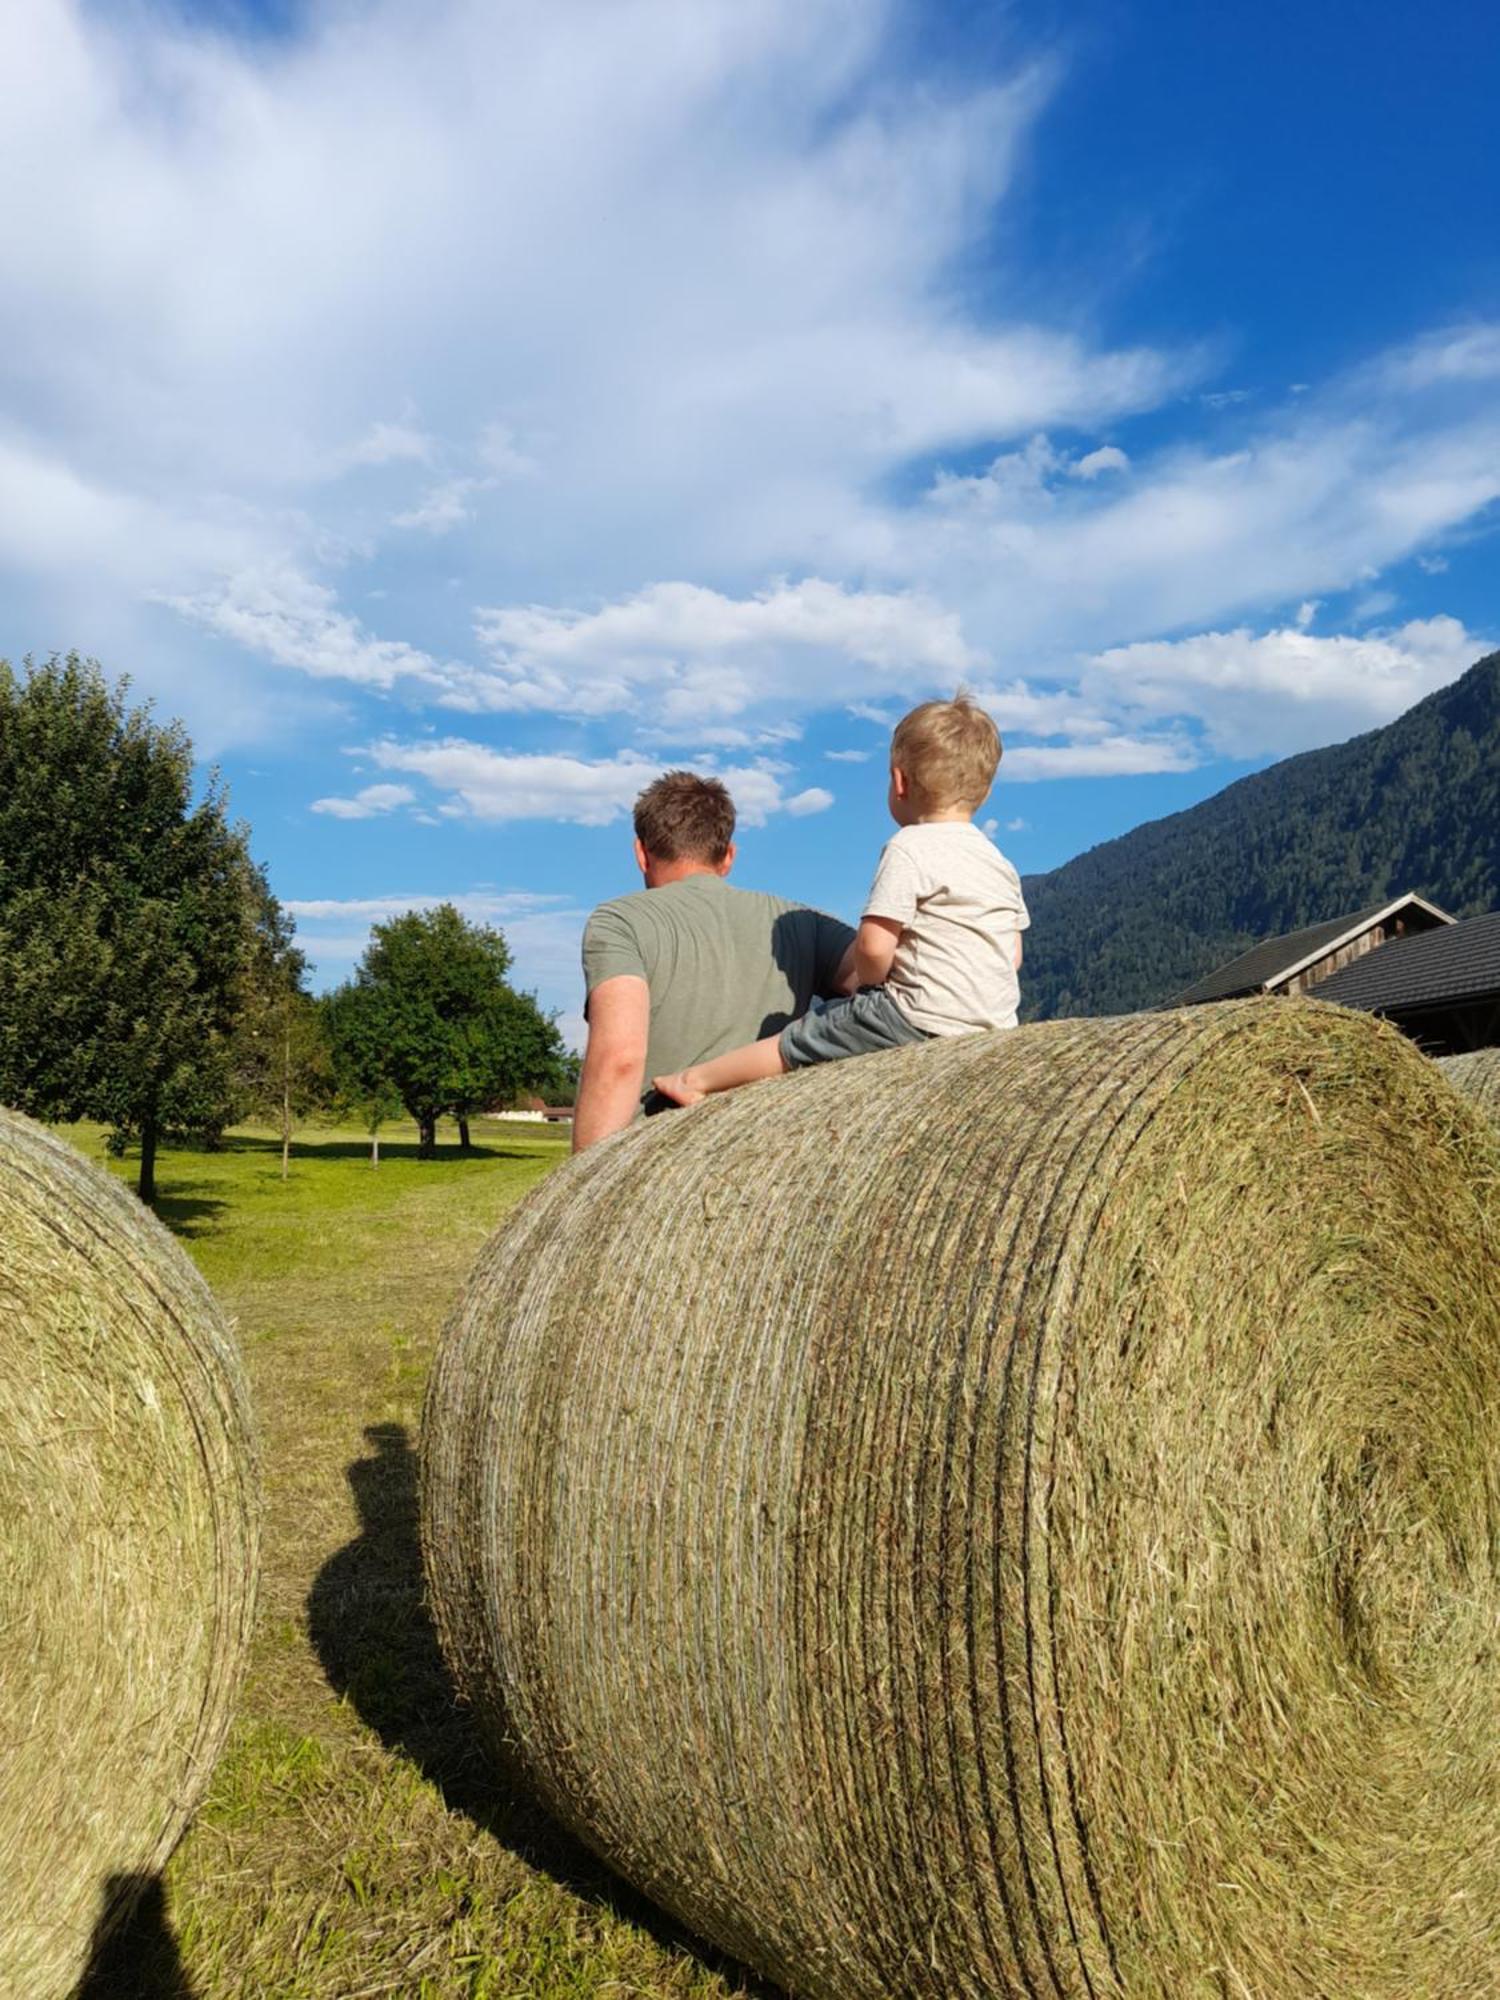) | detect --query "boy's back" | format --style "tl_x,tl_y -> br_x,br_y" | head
865,821 -> 1027,1033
